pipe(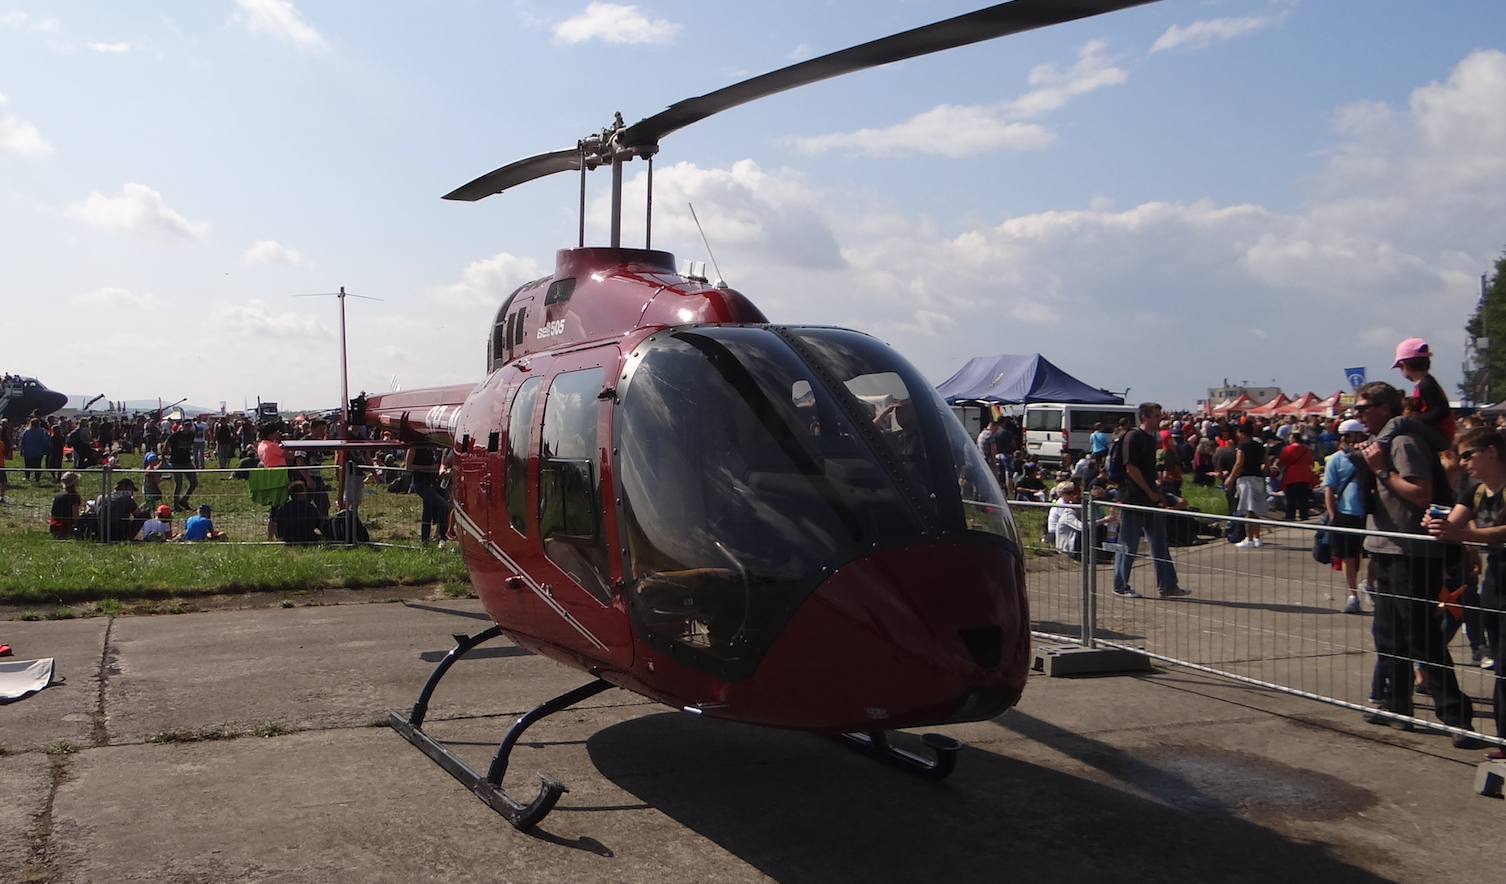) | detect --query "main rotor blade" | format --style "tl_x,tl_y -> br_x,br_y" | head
443,147 -> 583,202
619,0 -> 1159,147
